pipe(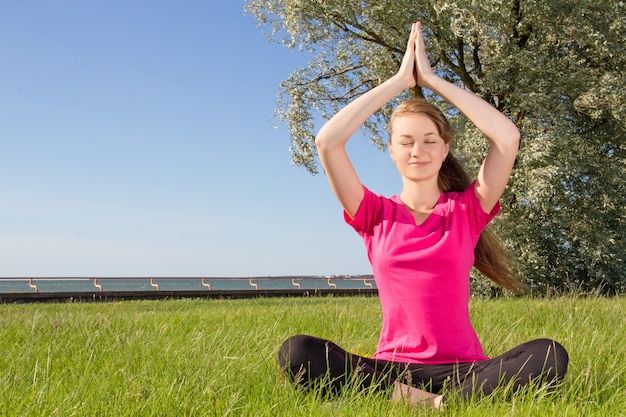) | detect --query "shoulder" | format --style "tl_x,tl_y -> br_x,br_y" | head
354,186 -> 401,216
345,186 -> 403,233
440,181 -> 500,227
441,181 -> 487,207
